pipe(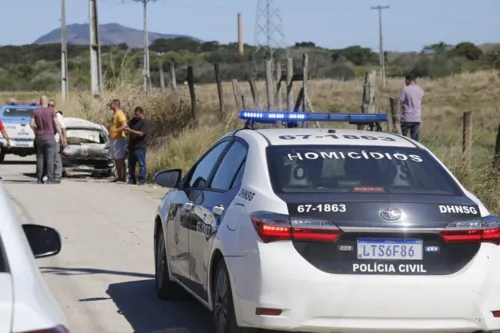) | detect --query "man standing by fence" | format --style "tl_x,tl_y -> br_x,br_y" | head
108,99 -> 128,182
399,74 -> 425,142
125,106 -> 150,185
30,96 -> 65,184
